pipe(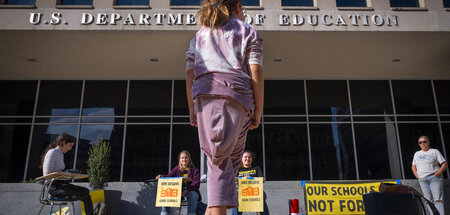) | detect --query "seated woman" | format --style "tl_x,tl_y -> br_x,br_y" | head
40,133 -> 94,215
232,150 -> 269,215
156,150 -> 201,215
